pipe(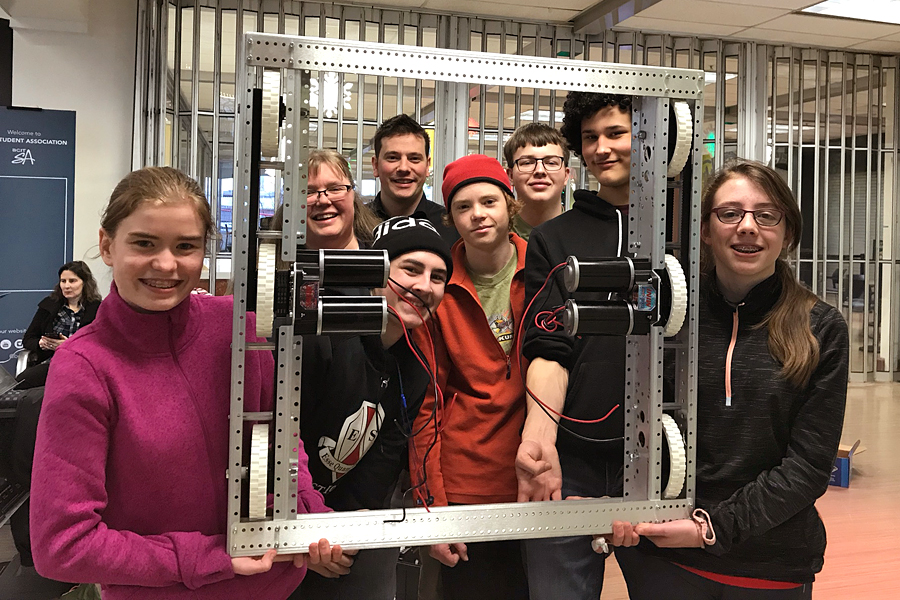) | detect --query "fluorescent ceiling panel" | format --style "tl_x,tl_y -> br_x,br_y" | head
802,0 -> 900,26
704,72 -> 737,85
